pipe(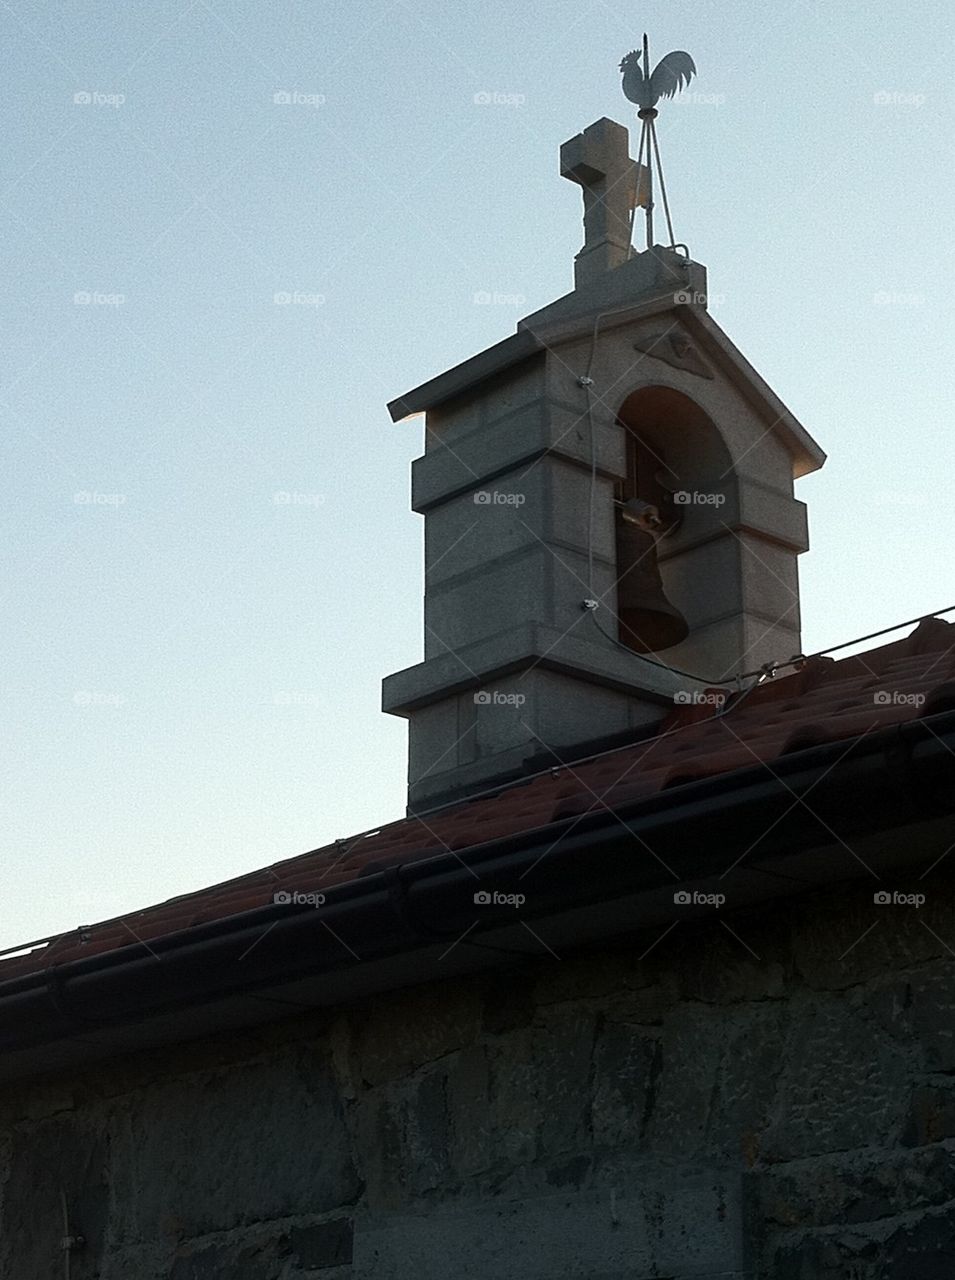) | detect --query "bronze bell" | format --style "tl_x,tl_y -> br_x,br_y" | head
615,499 -> 689,653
